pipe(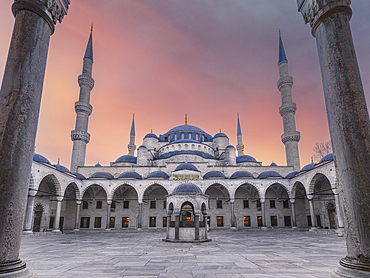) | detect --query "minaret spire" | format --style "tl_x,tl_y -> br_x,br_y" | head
128,113 -> 136,155
236,112 -> 244,156
70,27 -> 95,172
277,31 -> 301,170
